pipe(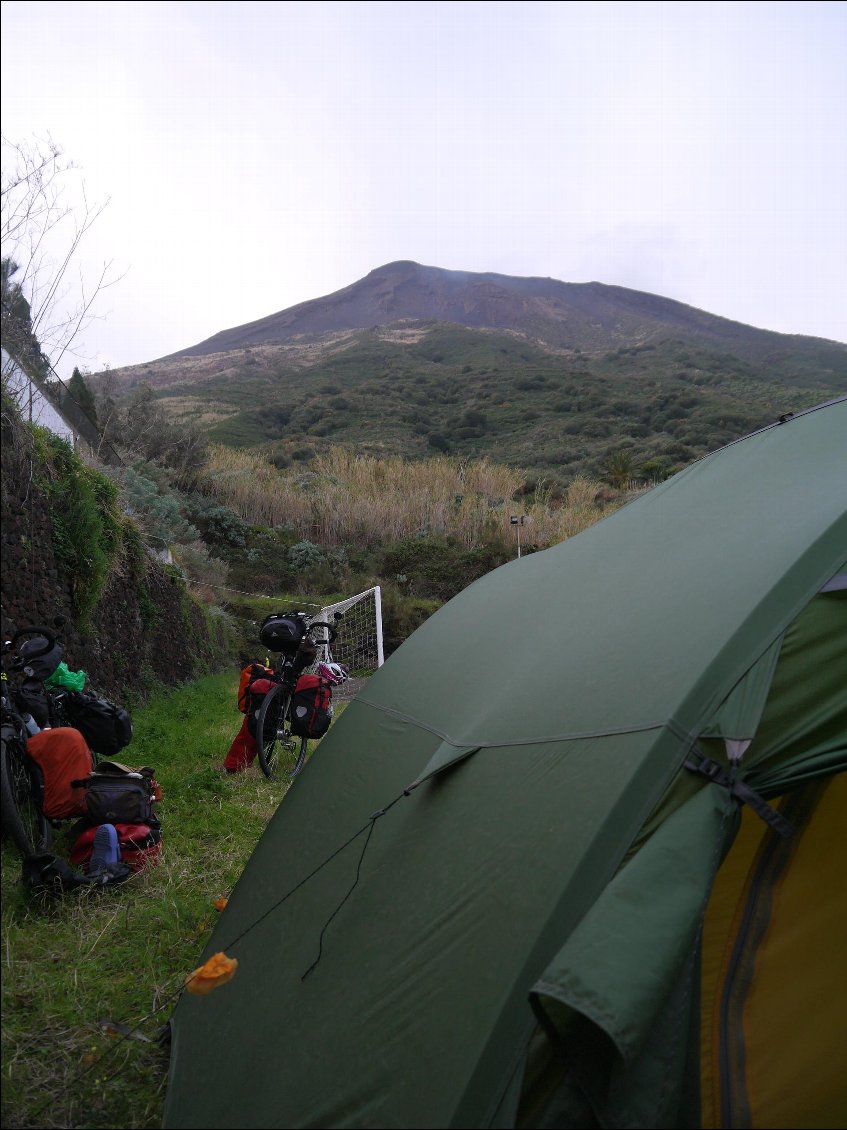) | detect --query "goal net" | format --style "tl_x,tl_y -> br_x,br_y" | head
310,586 -> 384,673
